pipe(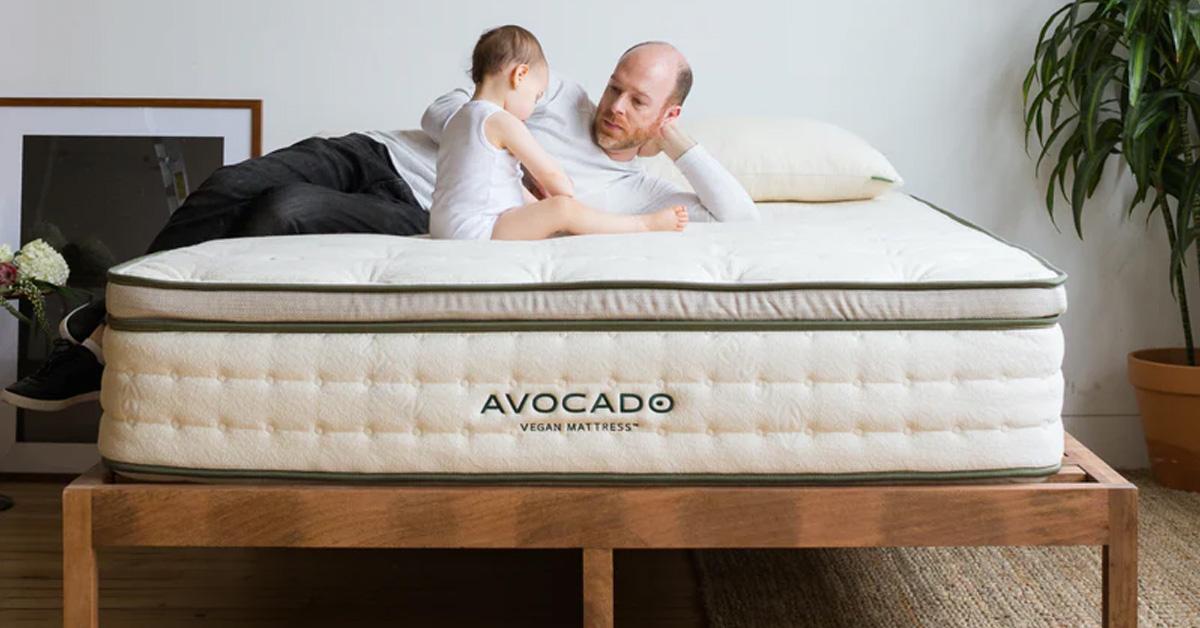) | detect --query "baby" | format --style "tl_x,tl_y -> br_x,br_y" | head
430,25 -> 688,240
